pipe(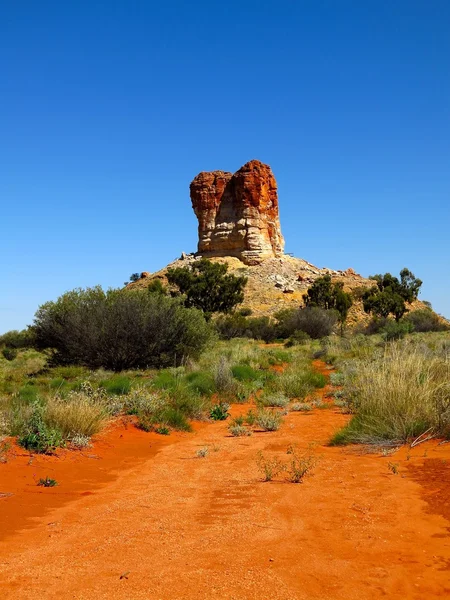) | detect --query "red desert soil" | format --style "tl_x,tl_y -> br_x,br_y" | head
1,363 -> 450,600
